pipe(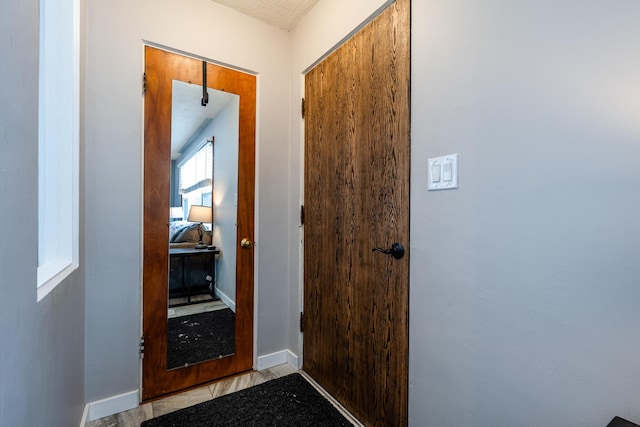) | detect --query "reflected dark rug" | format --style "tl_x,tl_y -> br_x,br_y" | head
167,309 -> 235,369
140,373 -> 352,427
